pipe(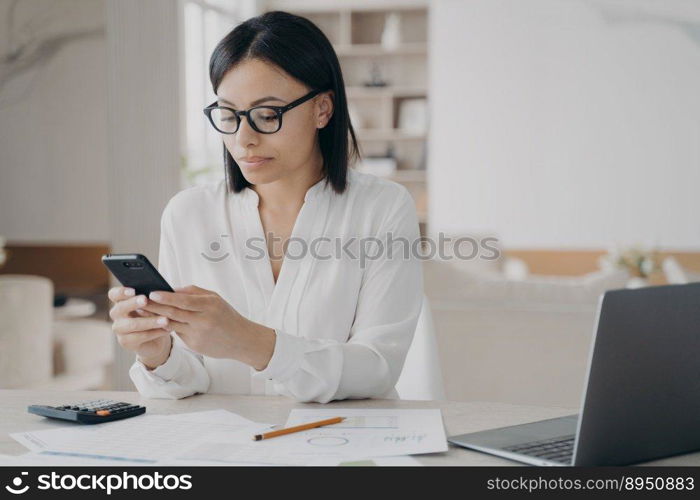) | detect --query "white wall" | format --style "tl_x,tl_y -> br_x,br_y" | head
0,0 -> 183,390
428,0 -> 700,250
104,0 -> 183,390
0,0 -> 109,243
